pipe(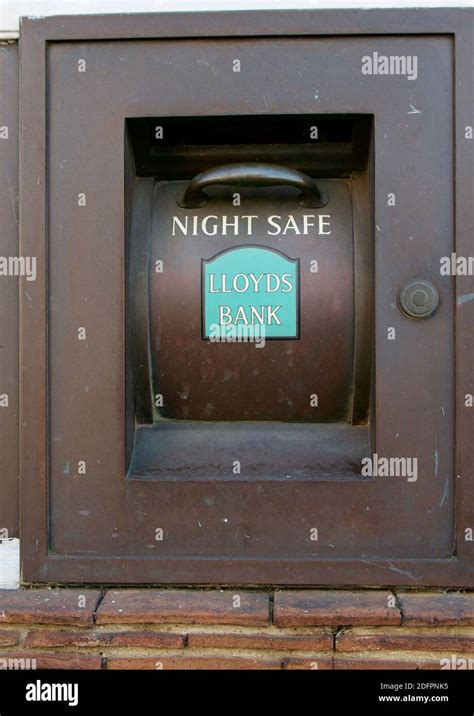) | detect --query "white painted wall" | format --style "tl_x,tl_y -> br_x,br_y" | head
0,540 -> 19,589
0,0 -> 469,585
0,0 -> 471,38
